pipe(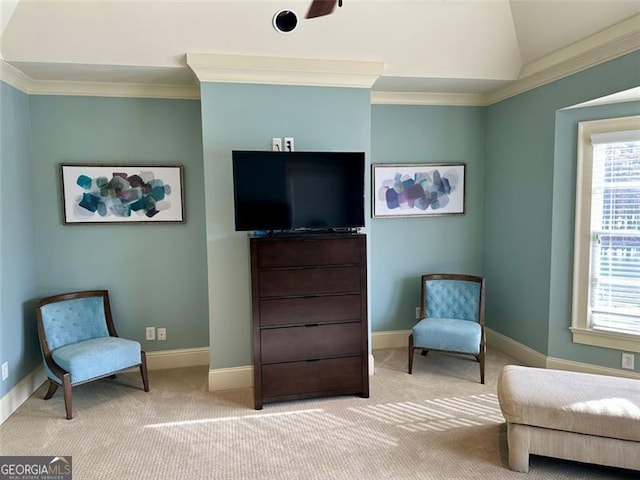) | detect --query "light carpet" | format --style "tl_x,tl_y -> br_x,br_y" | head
0,348 -> 636,479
